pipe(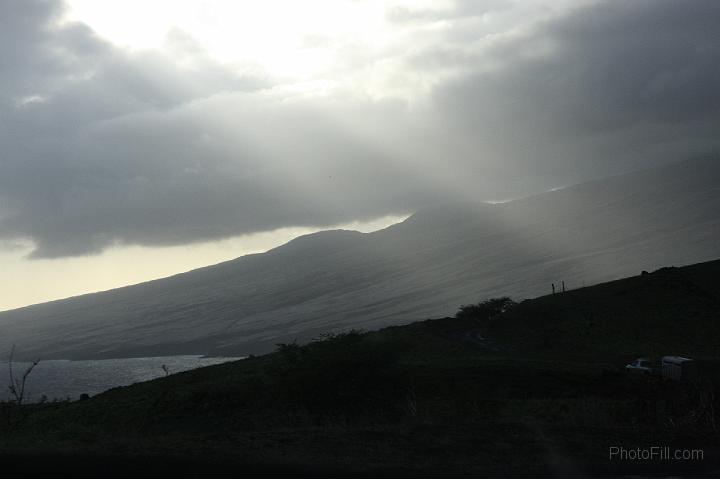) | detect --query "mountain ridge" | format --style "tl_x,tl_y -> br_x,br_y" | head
2,157 -> 720,359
